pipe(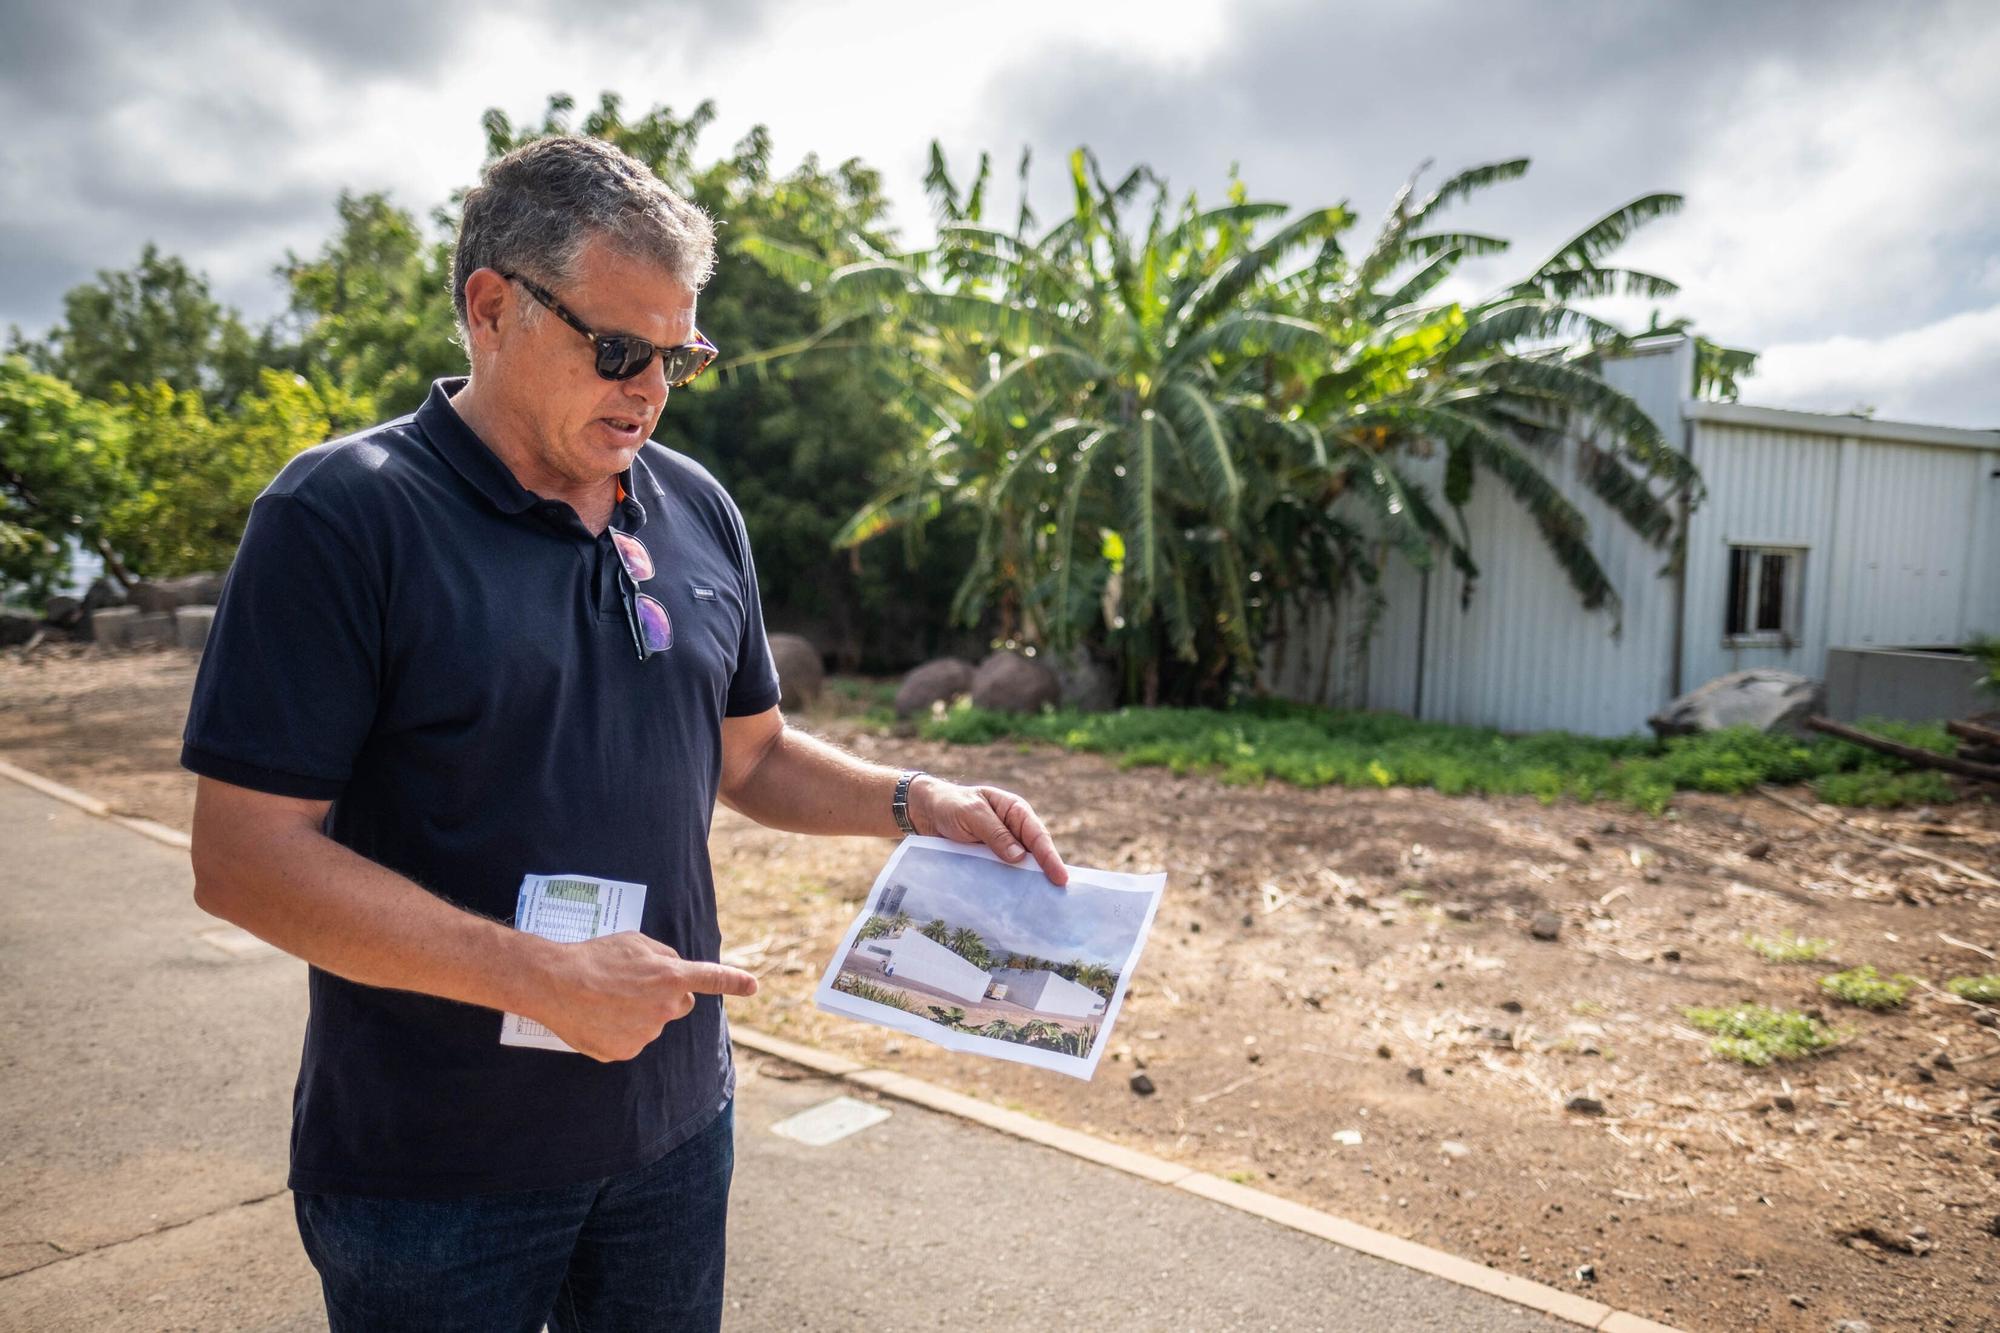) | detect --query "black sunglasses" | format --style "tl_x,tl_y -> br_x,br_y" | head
500,271 -> 719,386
